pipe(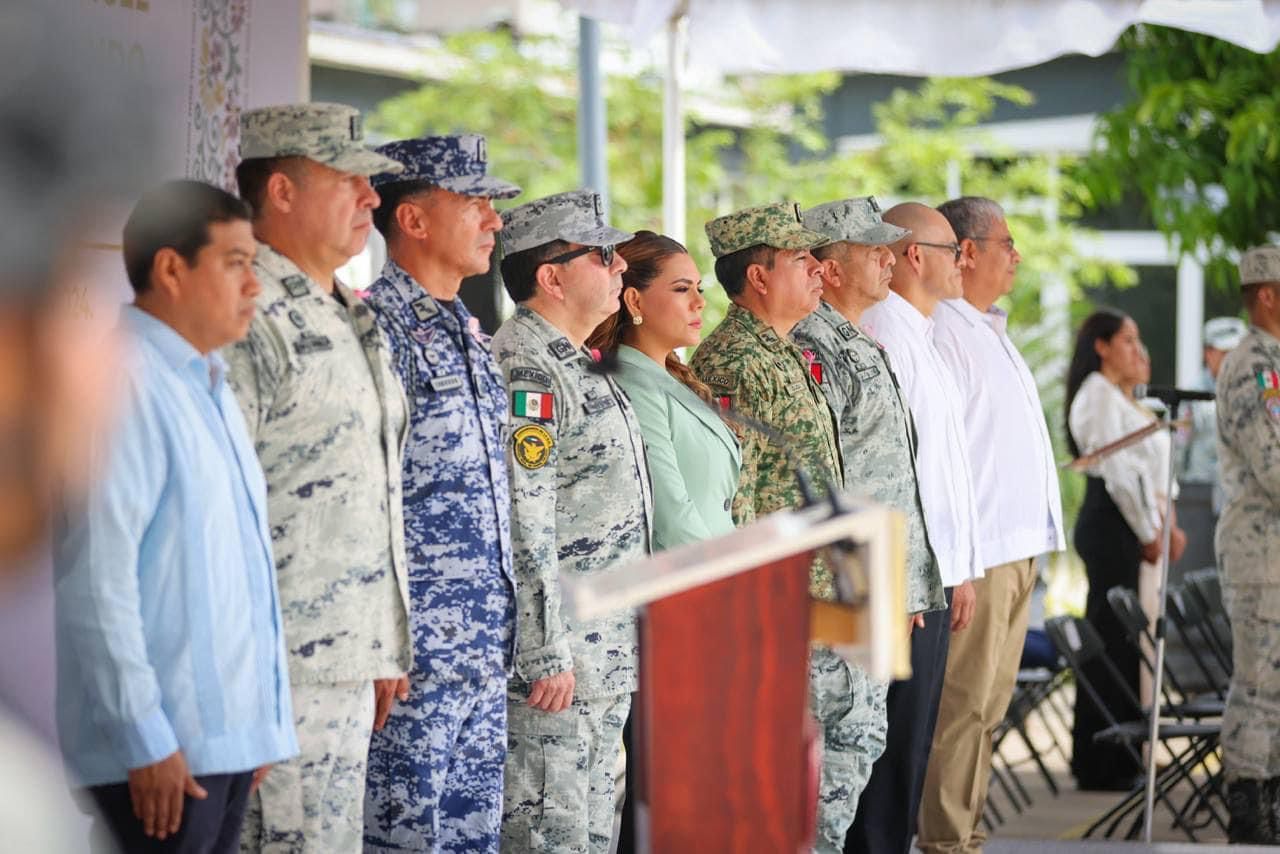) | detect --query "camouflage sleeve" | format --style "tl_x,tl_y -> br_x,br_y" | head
1222,363 -> 1280,503
224,312 -> 286,444
623,379 -> 716,549
697,358 -> 772,526
503,358 -> 575,682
